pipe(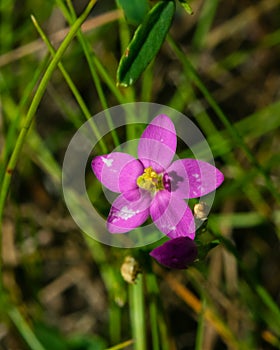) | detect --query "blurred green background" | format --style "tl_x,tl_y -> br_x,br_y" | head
0,0 -> 280,349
